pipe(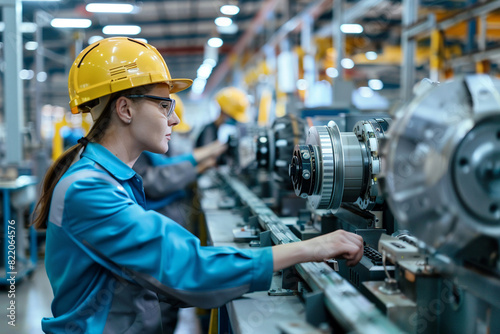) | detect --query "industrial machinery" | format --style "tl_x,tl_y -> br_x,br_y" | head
288,75 -> 500,333
227,114 -> 309,216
